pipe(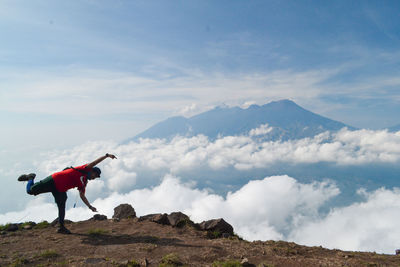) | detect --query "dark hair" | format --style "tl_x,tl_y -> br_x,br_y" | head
92,167 -> 101,176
